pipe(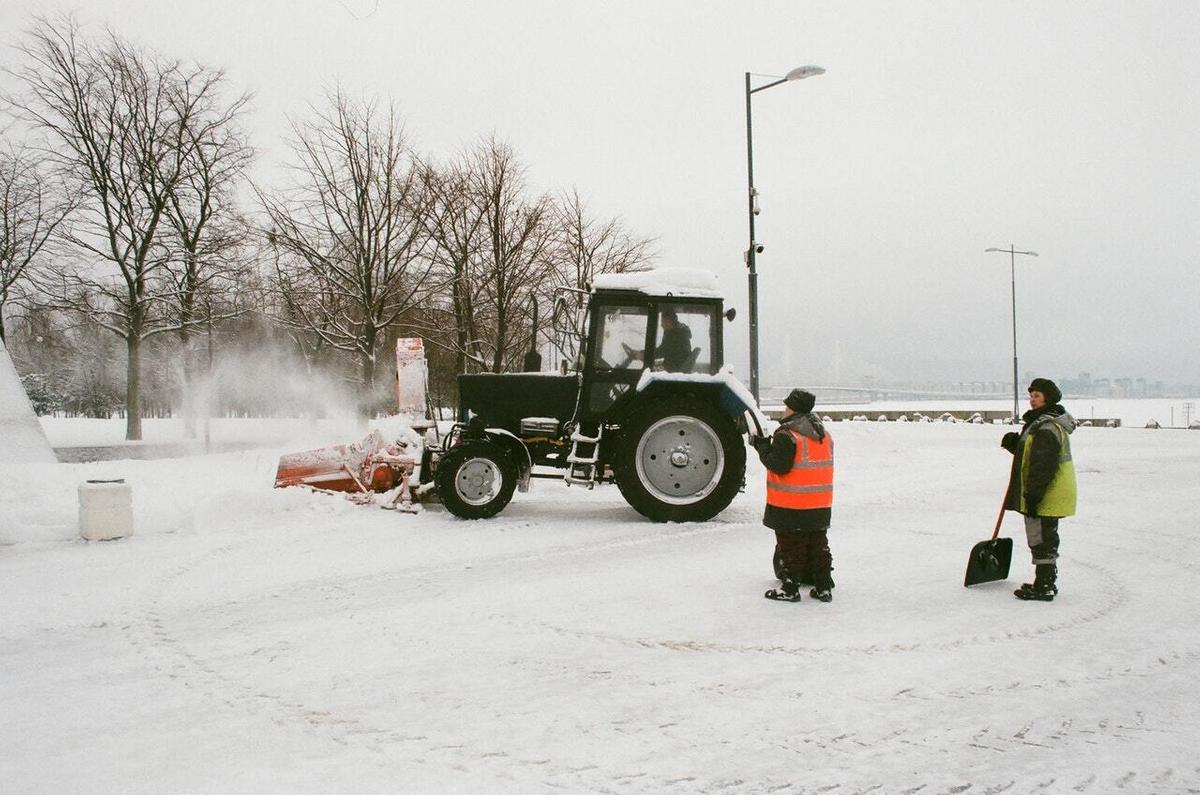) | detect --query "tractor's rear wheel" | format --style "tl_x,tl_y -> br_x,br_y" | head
436,440 -> 517,519
614,397 -> 746,522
